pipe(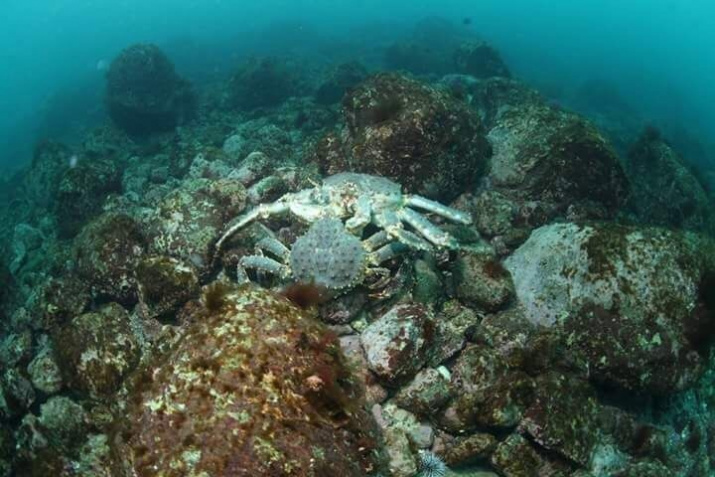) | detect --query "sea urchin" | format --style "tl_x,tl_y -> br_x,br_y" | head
416,450 -> 447,477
